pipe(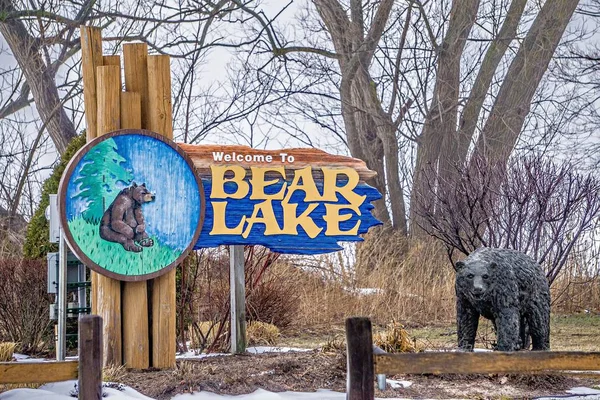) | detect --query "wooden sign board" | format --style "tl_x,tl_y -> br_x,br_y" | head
59,130 -> 382,281
59,130 -> 204,281
179,144 -> 382,254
